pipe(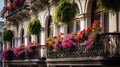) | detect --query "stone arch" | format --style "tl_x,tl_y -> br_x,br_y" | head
74,0 -> 83,14
44,15 -> 52,38
20,27 -> 24,44
86,0 -> 94,15
85,0 -> 94,26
